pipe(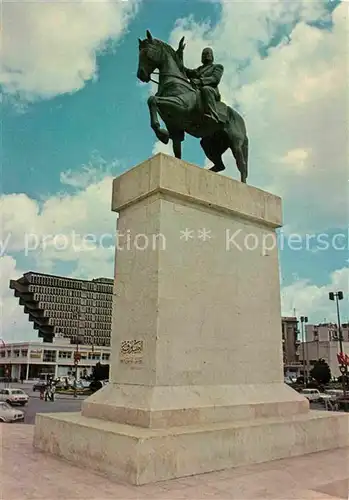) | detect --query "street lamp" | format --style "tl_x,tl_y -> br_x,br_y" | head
313,326 -> 319,360
72,335 -> 84,398
329,291 -> 347,396
300,316 -> 308,386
